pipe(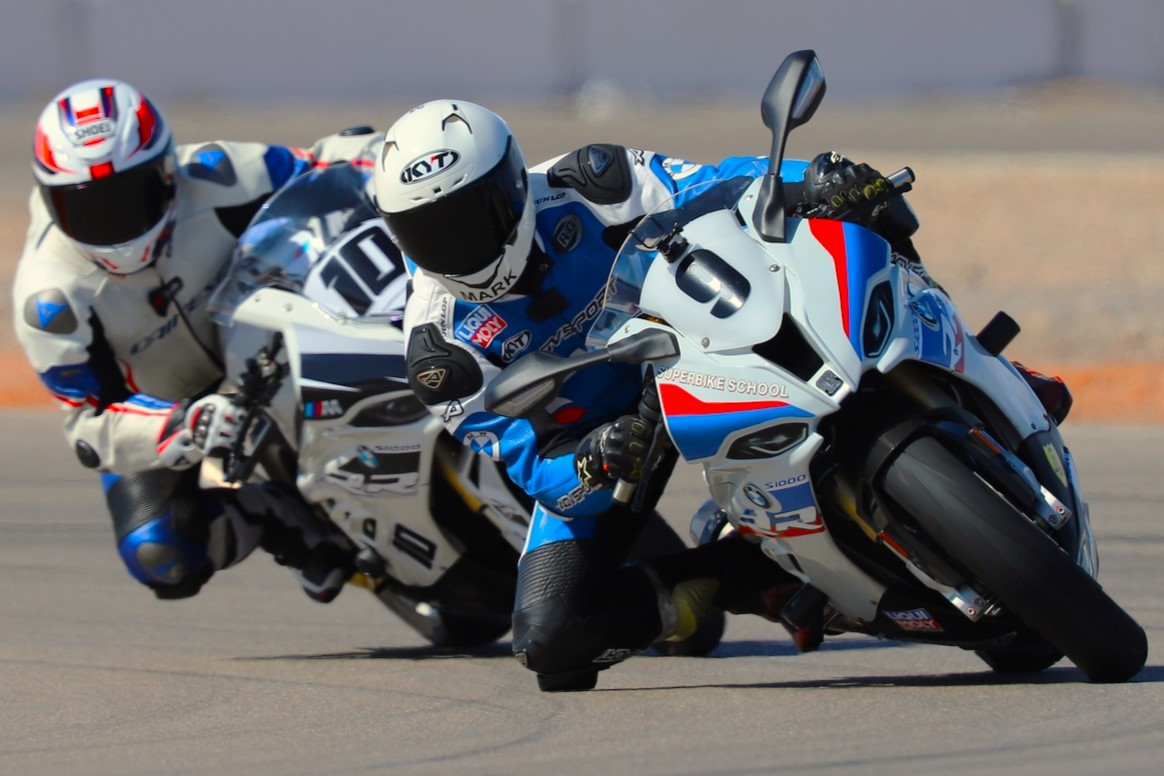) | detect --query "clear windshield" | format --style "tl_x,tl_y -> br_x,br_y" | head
586,176 -> 754,349
208,162 -> 380,325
